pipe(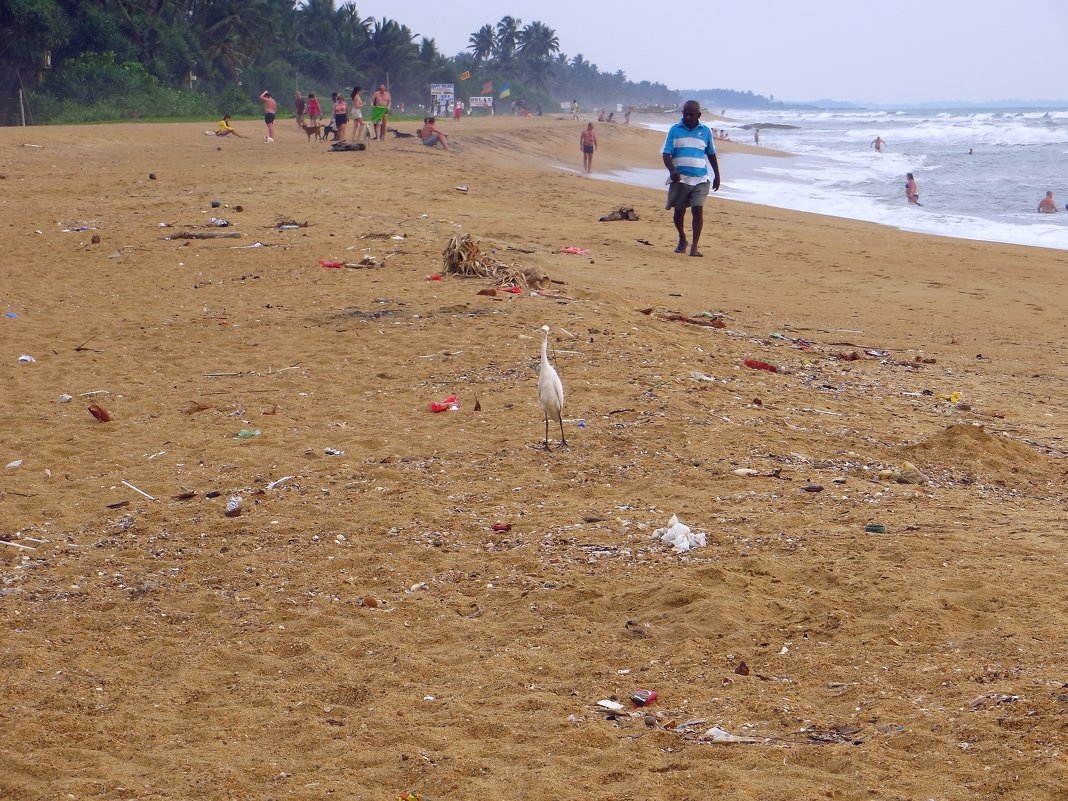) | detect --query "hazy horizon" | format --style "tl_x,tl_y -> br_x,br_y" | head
353,0 -> 1068,106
